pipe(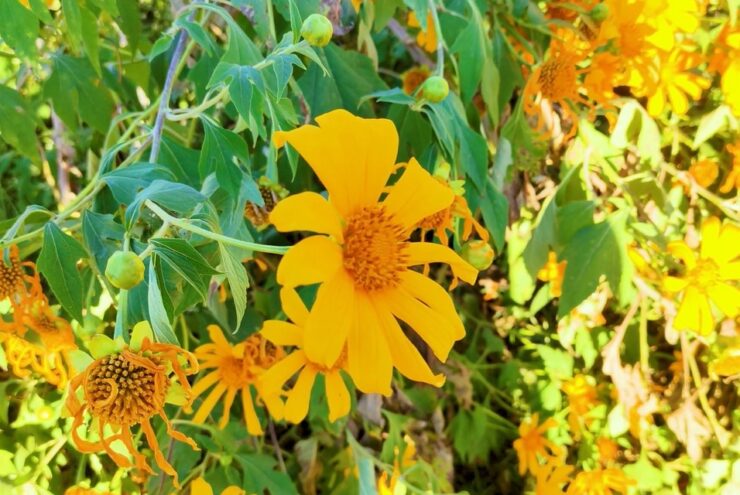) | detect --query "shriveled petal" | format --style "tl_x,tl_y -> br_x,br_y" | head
668,241 -> 697,270
276,236 -> 342,288
260,321 -> 303,347
325,371 -> 351,422
406,242 -> 478,284
663,276 -> 689,294
383,159 -> 455,230
707,282 -> 740,318
258,351 -> 306,395
269,192 -> 344,240
241,388 -> 263,435
674,286 -> 714,335
274,109 -> 398,215
373,297 -> 445,386
280,287 -> 309,326
378,287 -> 461,362
399,270 -> 465,340
346,294 -> 393,395
285,366 -> 318,423
304,270 -> 355,367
